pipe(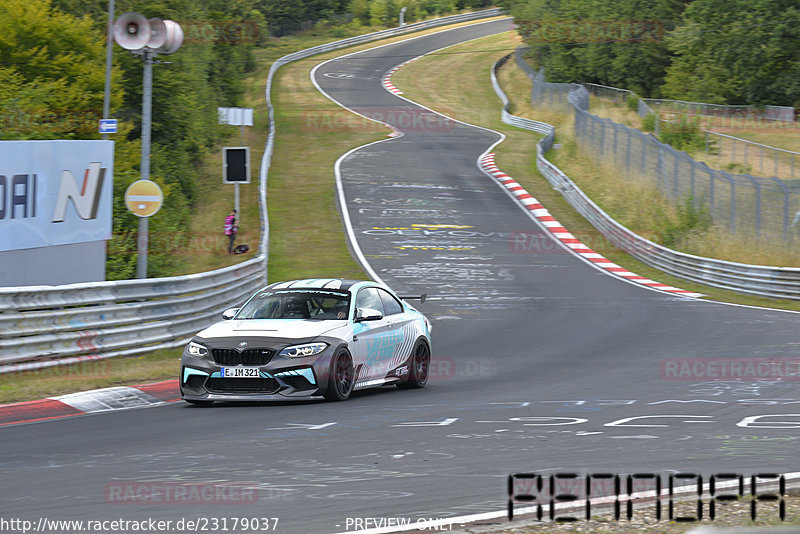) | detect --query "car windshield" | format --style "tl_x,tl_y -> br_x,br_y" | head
235,289 -> 351,320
